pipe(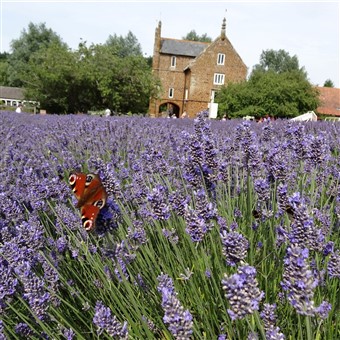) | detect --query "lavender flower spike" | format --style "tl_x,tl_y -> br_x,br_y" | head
281,245 -> 332,317
260,303 -> 285,339
157,273 -> 193,339
220,230 -> 249,266
328,250 -> 340,278
221,265 -> 264,320
93,301 -> 128,339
